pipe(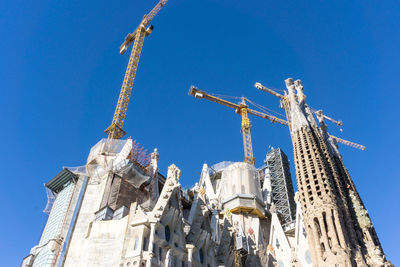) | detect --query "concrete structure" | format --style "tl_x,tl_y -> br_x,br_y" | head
282,78 -> 392,266
259,148 -> 296,230
22,137 -> 312,267
21,169 -> 87,267
200,160 -> 311,266
23,80 -> 392,267
22,139 -> 216,267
